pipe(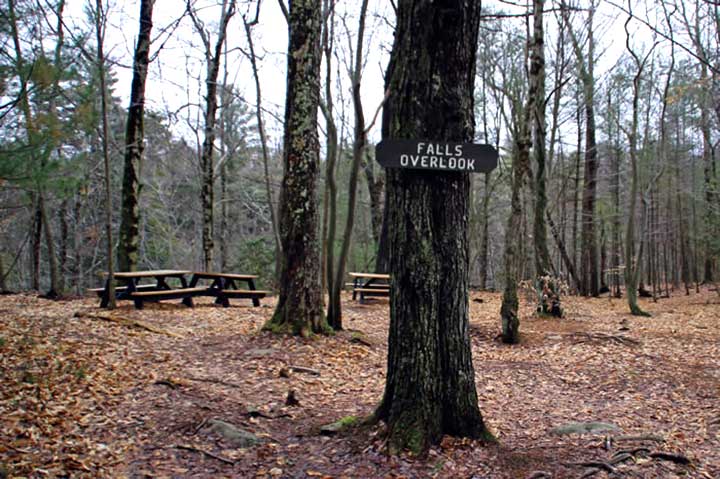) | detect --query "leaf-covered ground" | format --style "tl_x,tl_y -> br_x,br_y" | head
1,288 -> 718,478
